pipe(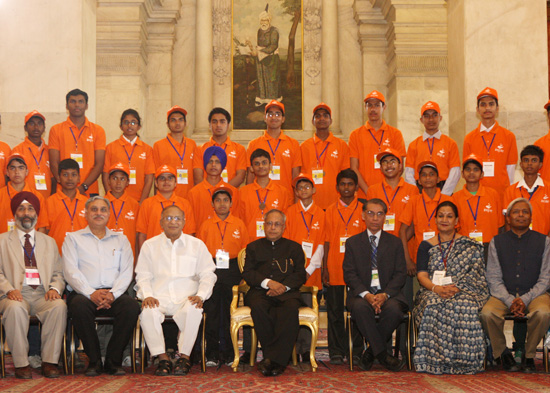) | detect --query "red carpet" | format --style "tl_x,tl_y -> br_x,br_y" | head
1,358 -> 550,392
